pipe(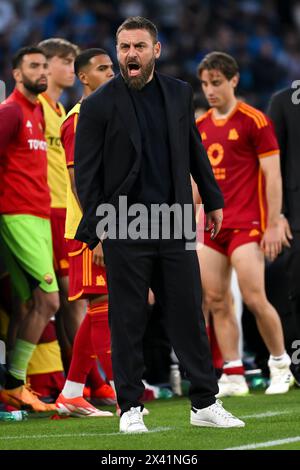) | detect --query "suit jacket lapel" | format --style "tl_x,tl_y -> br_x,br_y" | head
114,74 -> 141,157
